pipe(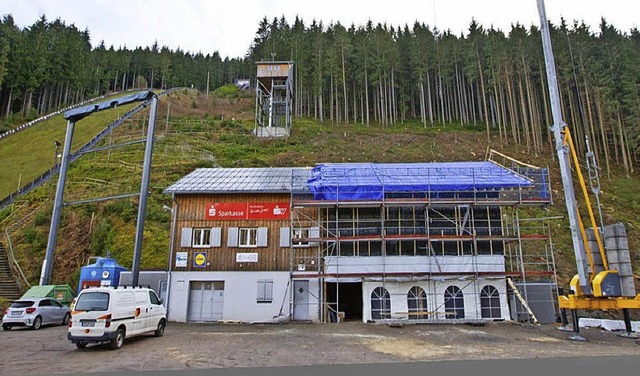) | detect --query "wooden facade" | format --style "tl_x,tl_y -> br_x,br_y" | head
170,193 -> 318,273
